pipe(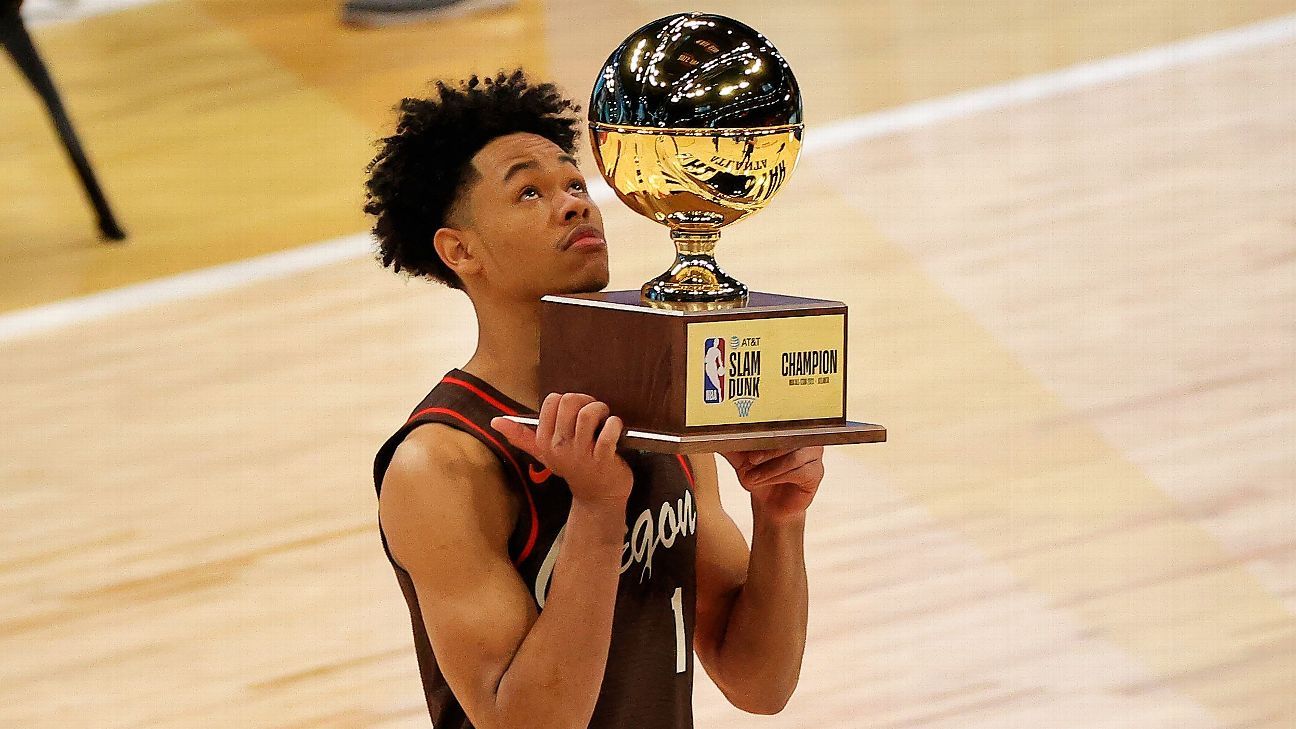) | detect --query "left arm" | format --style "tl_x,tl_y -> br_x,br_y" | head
689,446 -> 825,714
